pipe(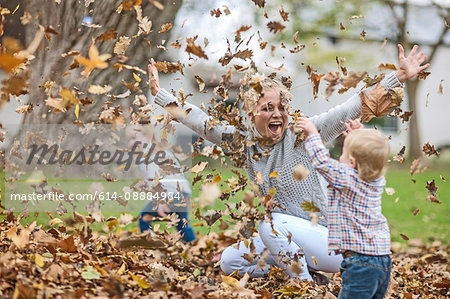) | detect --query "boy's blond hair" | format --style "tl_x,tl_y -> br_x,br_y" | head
344,129 -> 390,181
